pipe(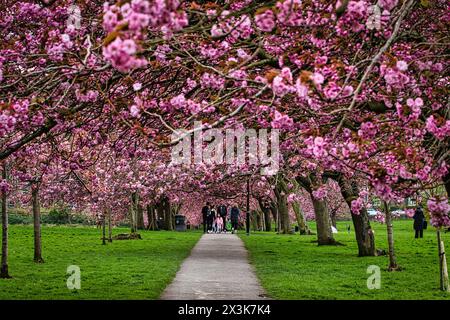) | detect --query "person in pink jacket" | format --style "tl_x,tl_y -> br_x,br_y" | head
215,215 -> 223,233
